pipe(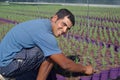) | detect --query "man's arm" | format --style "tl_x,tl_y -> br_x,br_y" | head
36,58 -> 54,80
50,53 -> 94,75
